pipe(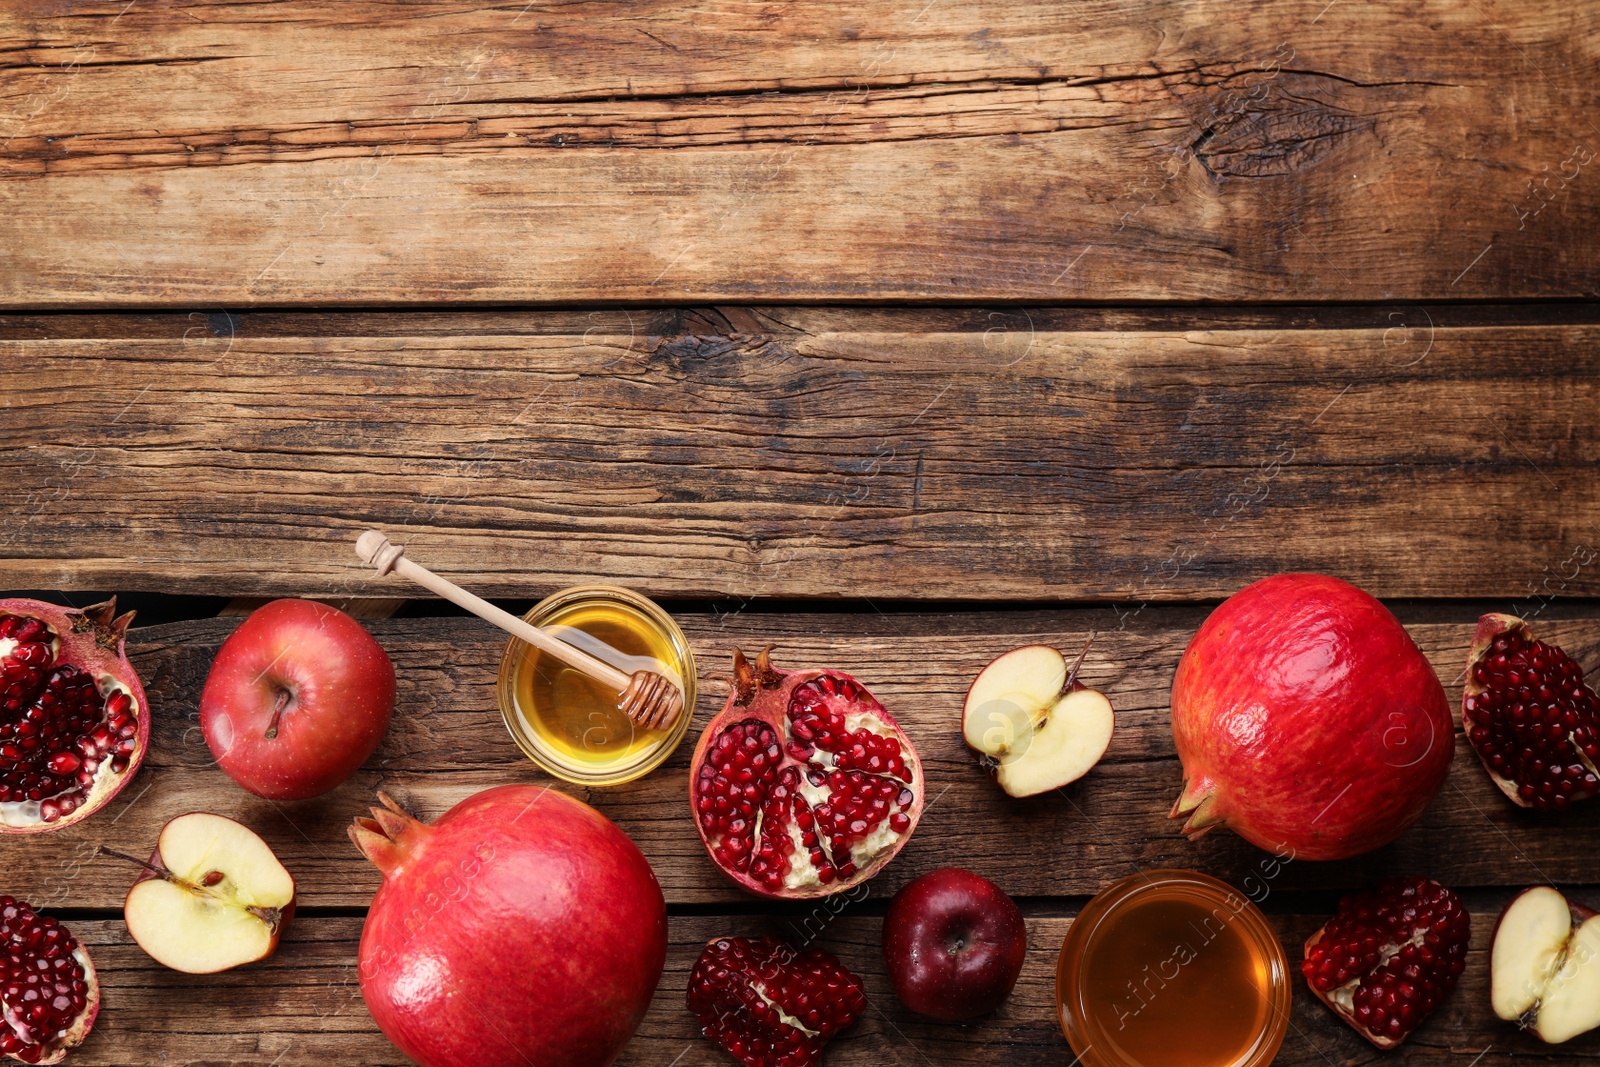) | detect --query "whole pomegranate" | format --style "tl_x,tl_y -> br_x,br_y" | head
0,598 -> 148,832
690,647 -> 924,899
350,786 -> 666,1067
0,896 -> 99,1064
1170,574 -> 1452,861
